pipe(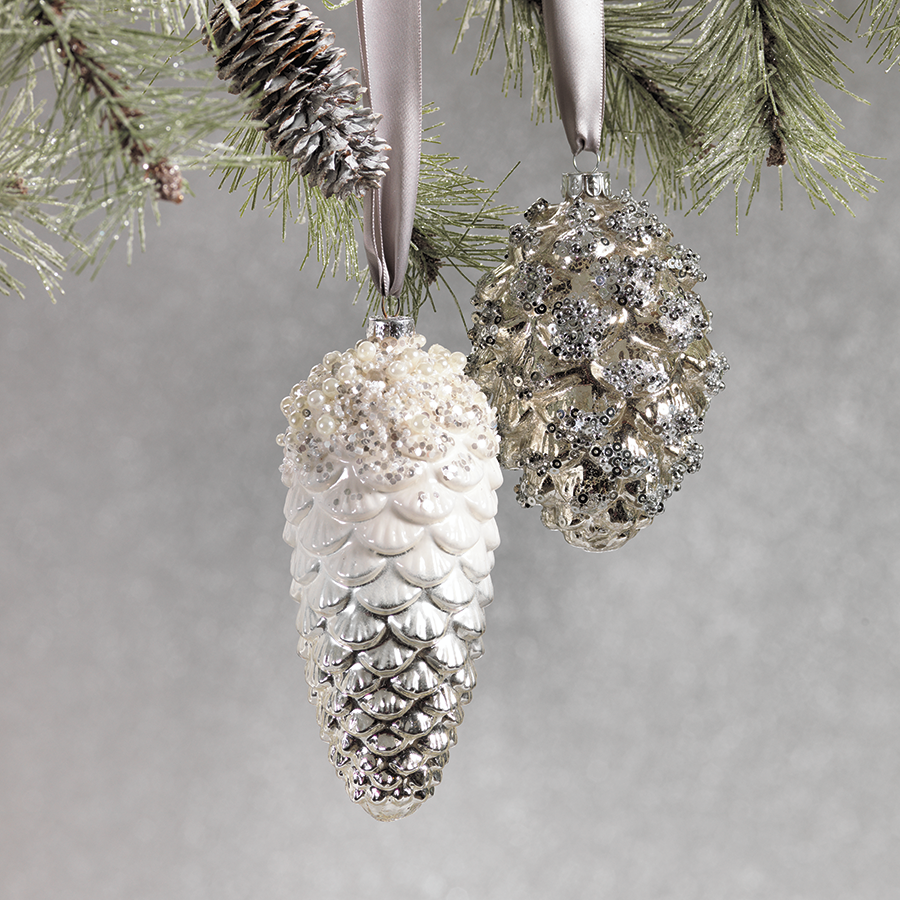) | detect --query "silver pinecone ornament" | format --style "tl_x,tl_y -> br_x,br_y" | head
278,318 -> 502,820
467,173 -> 728,552
208,0 -> 389,199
